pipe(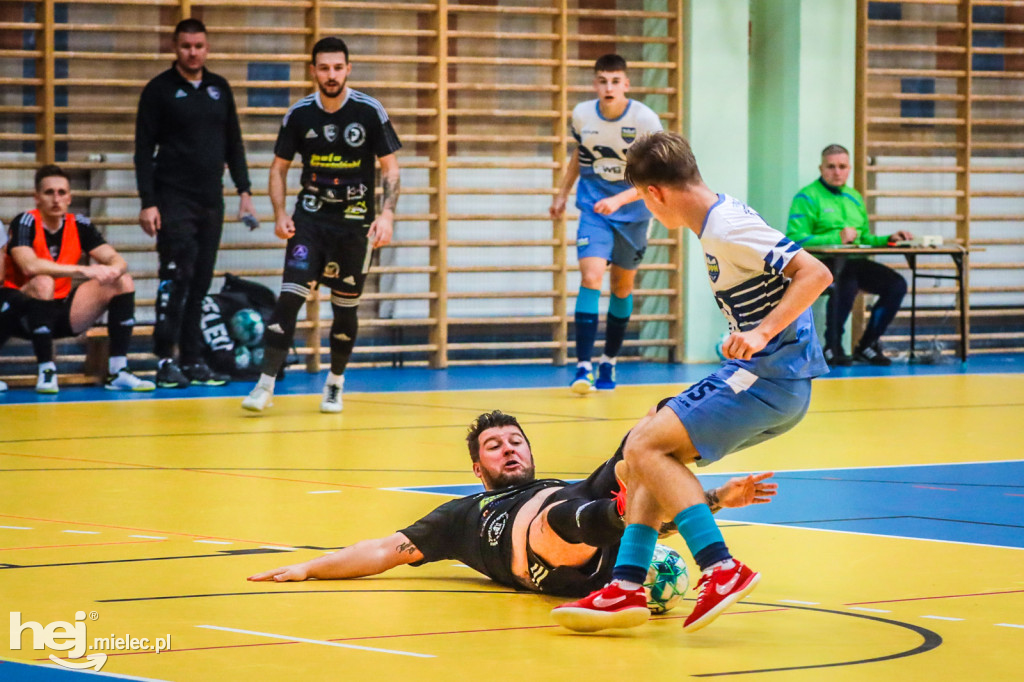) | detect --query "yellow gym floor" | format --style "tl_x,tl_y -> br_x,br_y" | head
1,371 -> 1022,680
